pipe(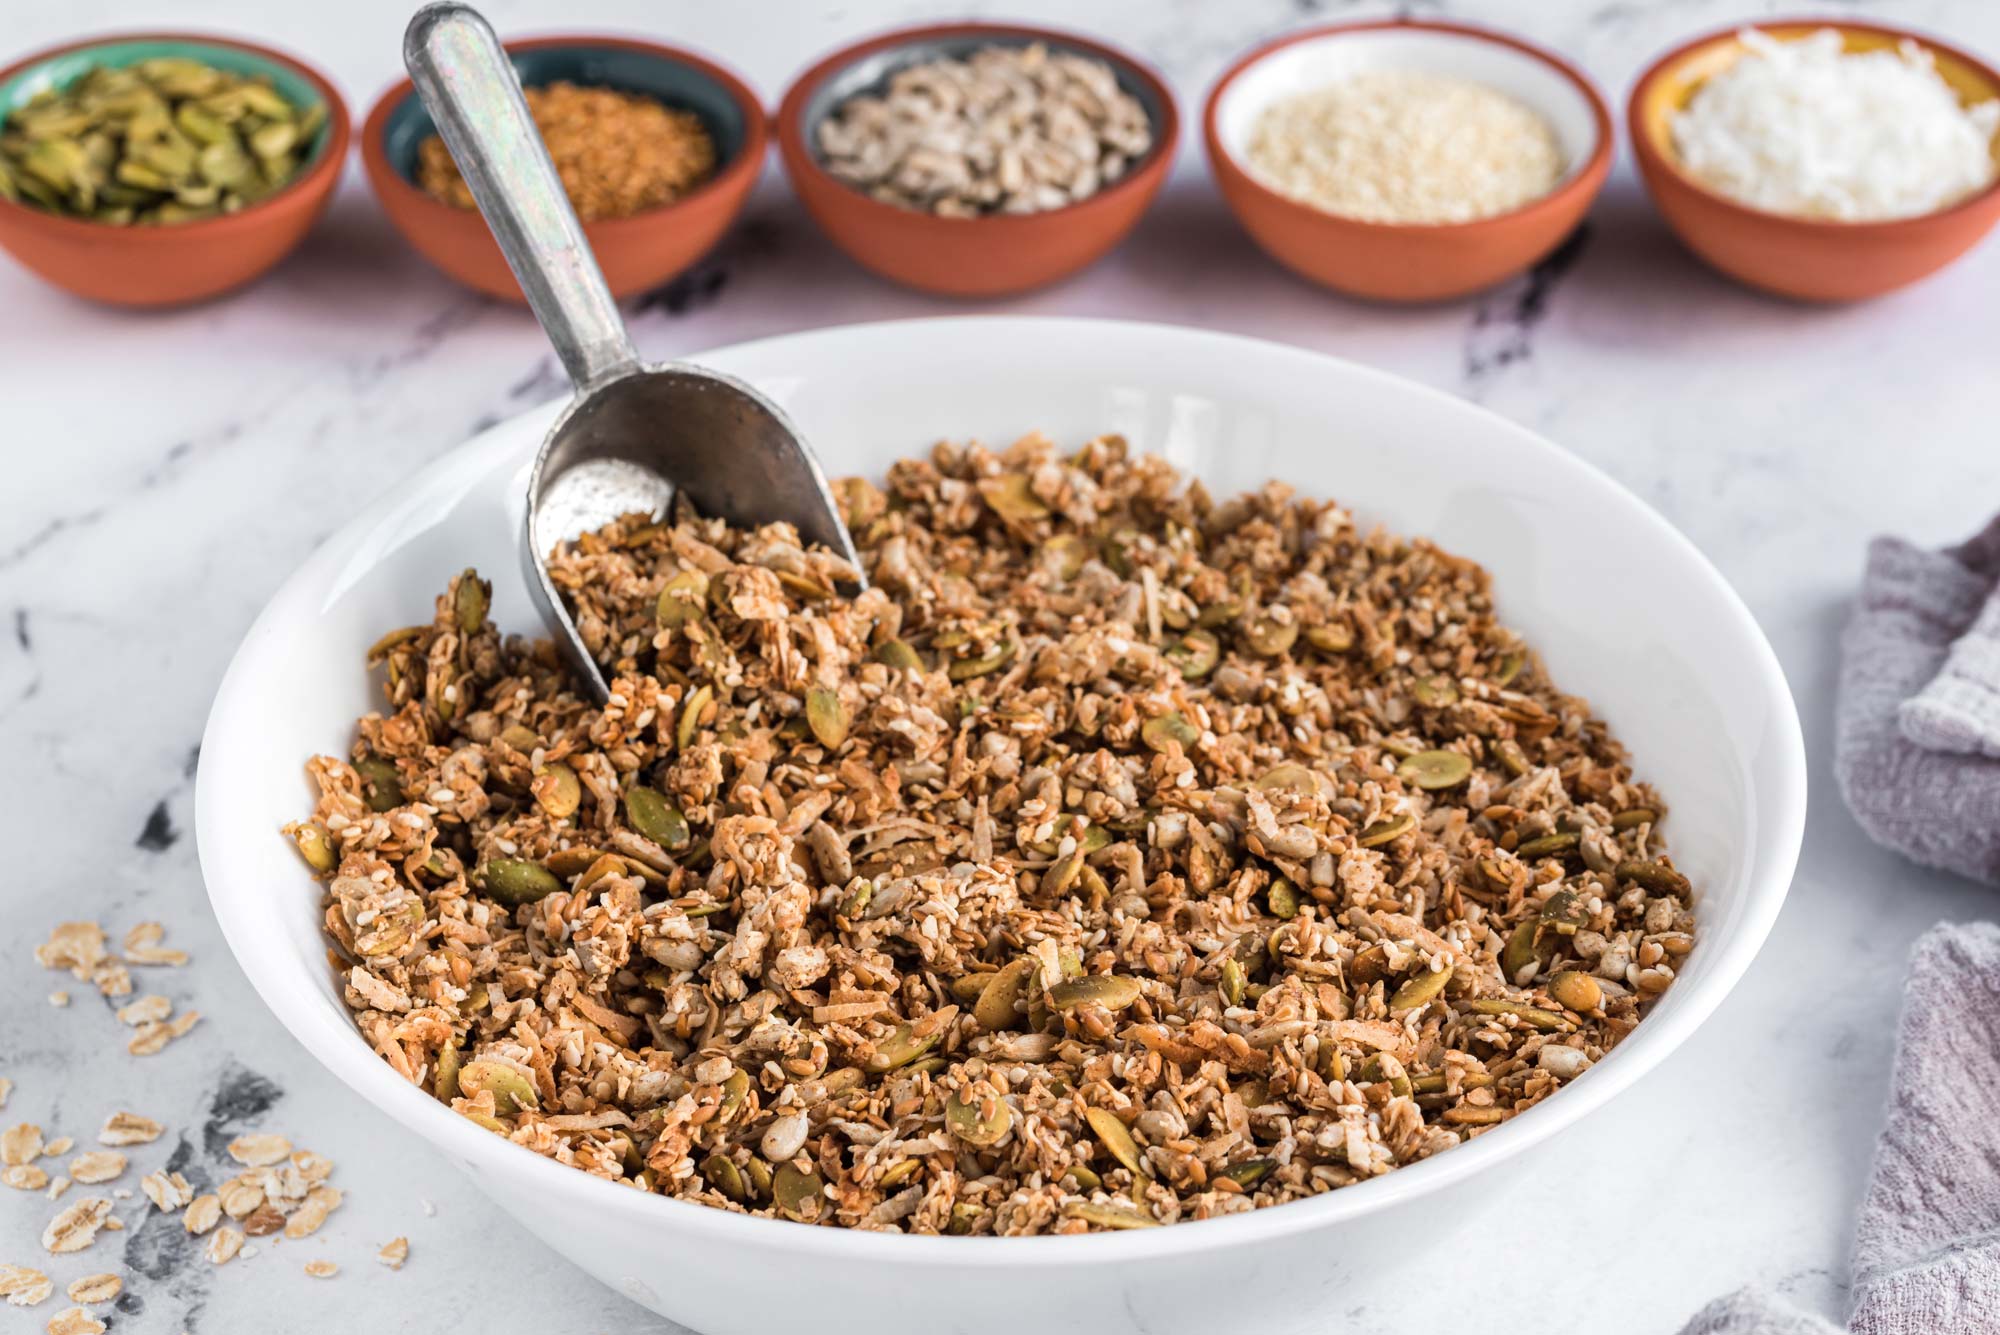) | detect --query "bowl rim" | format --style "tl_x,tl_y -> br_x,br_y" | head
0,30 -> 352,243
774,20 -> 1180,228
359,31 -> 769,236
1202,17 -> 1614,234
1628,16 -> 2000,232
197,315 -> 1806,1267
